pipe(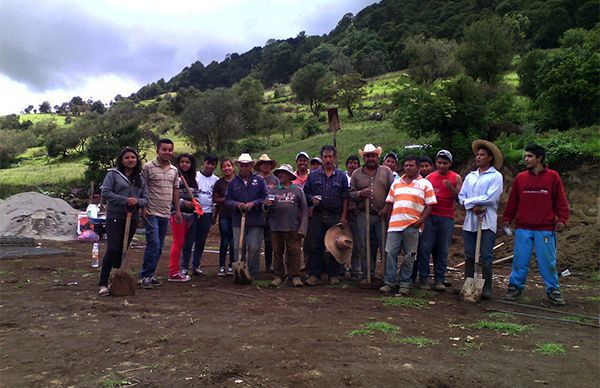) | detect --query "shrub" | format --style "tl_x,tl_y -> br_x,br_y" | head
301,118 -> 323,139
235,136 -> 265,154
545,134 -> 585,171
0,129 -> 34,167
